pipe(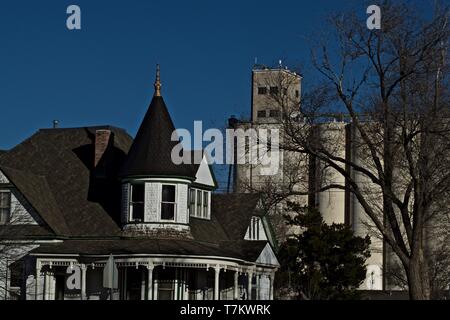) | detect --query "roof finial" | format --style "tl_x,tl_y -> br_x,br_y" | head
154,64 -> 161,97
